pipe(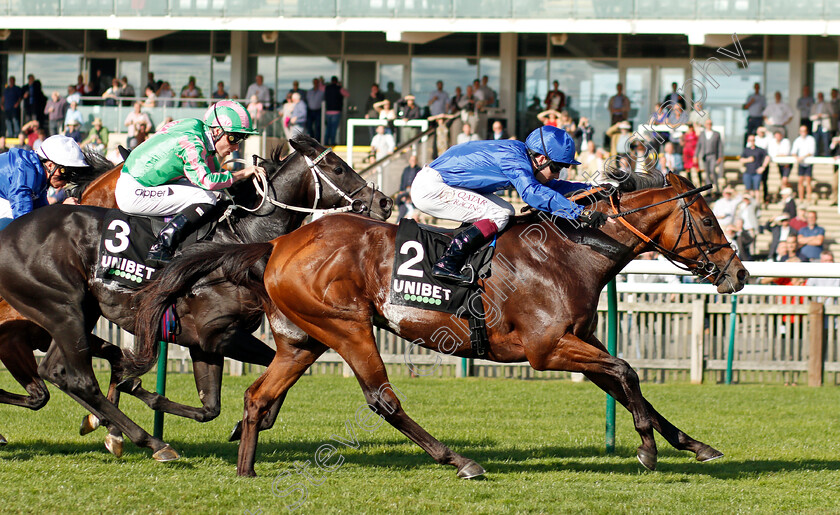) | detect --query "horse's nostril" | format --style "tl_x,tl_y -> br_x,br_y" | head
737,268 -> 748,283
381,198 -> 393,210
